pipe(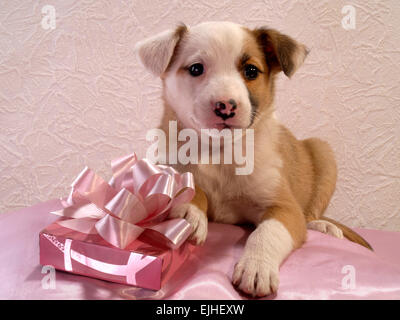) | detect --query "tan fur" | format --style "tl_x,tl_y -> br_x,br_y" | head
191,185 -> 208,214
320,216 -> 373,250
